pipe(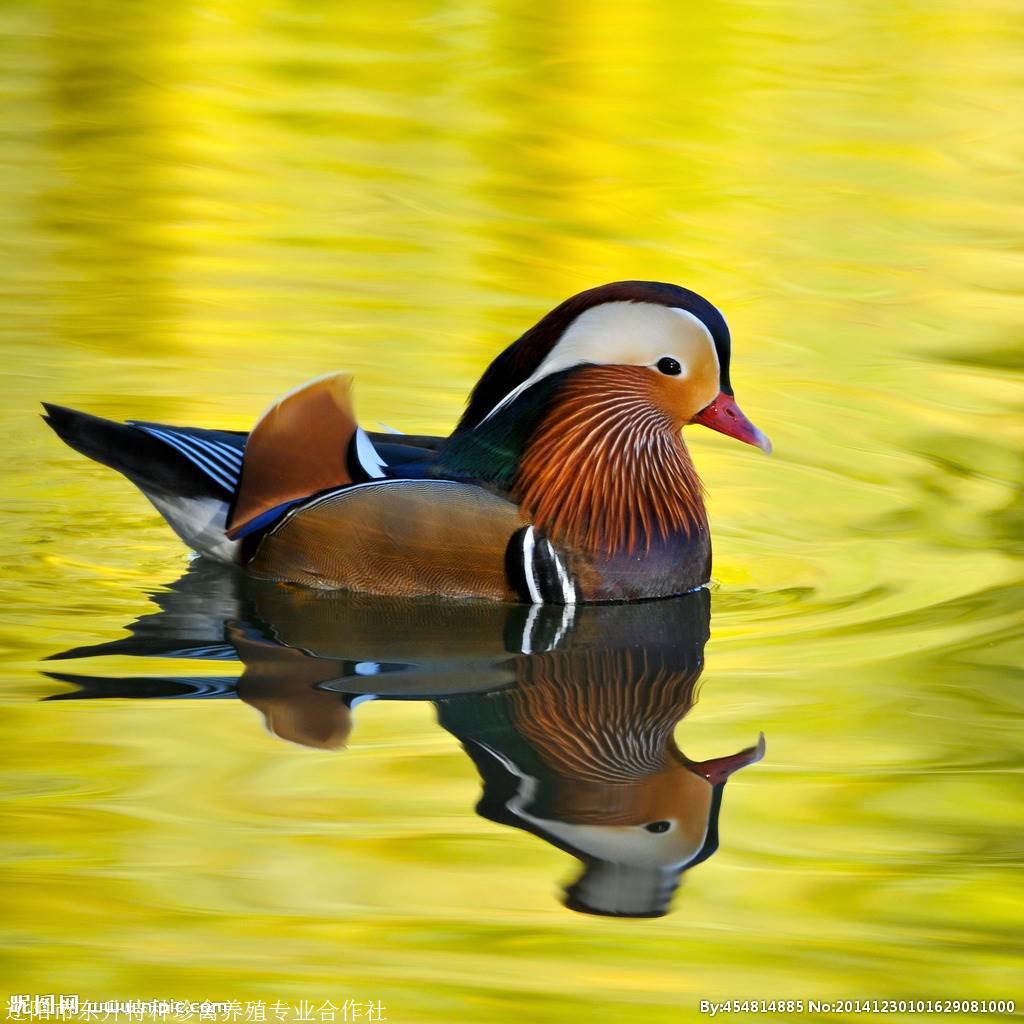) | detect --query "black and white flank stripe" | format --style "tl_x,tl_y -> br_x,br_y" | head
506,526 -> 579,606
